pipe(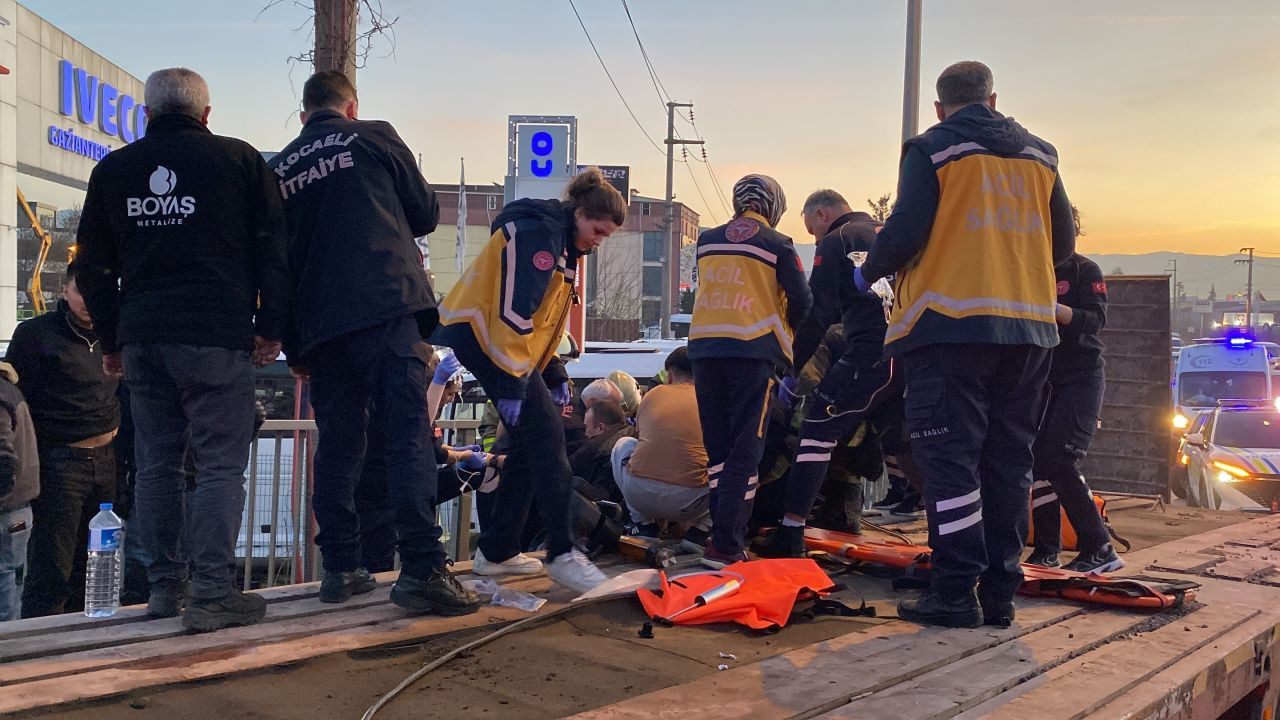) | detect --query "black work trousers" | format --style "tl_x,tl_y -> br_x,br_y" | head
1031,372 -> 1108,553
692,357 -> 775,557
475,370 -> 574,563
902,343 -> 1050,602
